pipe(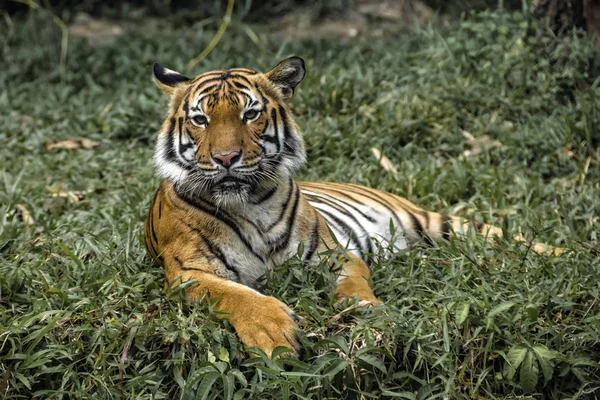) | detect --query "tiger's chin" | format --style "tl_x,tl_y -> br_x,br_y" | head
210,181 -> 252,209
